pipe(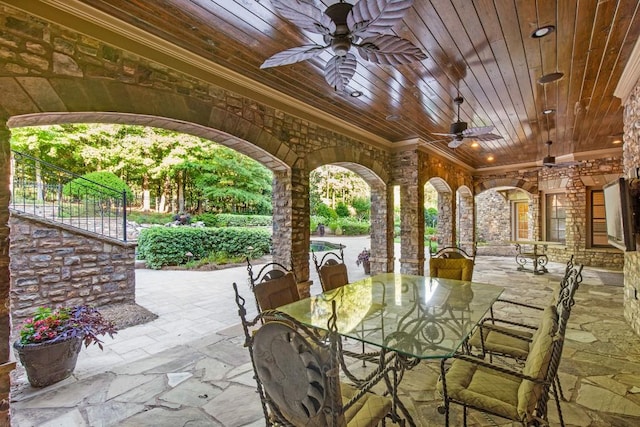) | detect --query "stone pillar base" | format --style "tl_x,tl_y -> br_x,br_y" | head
296,280 -> 312,299
399,258 -> 425,275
